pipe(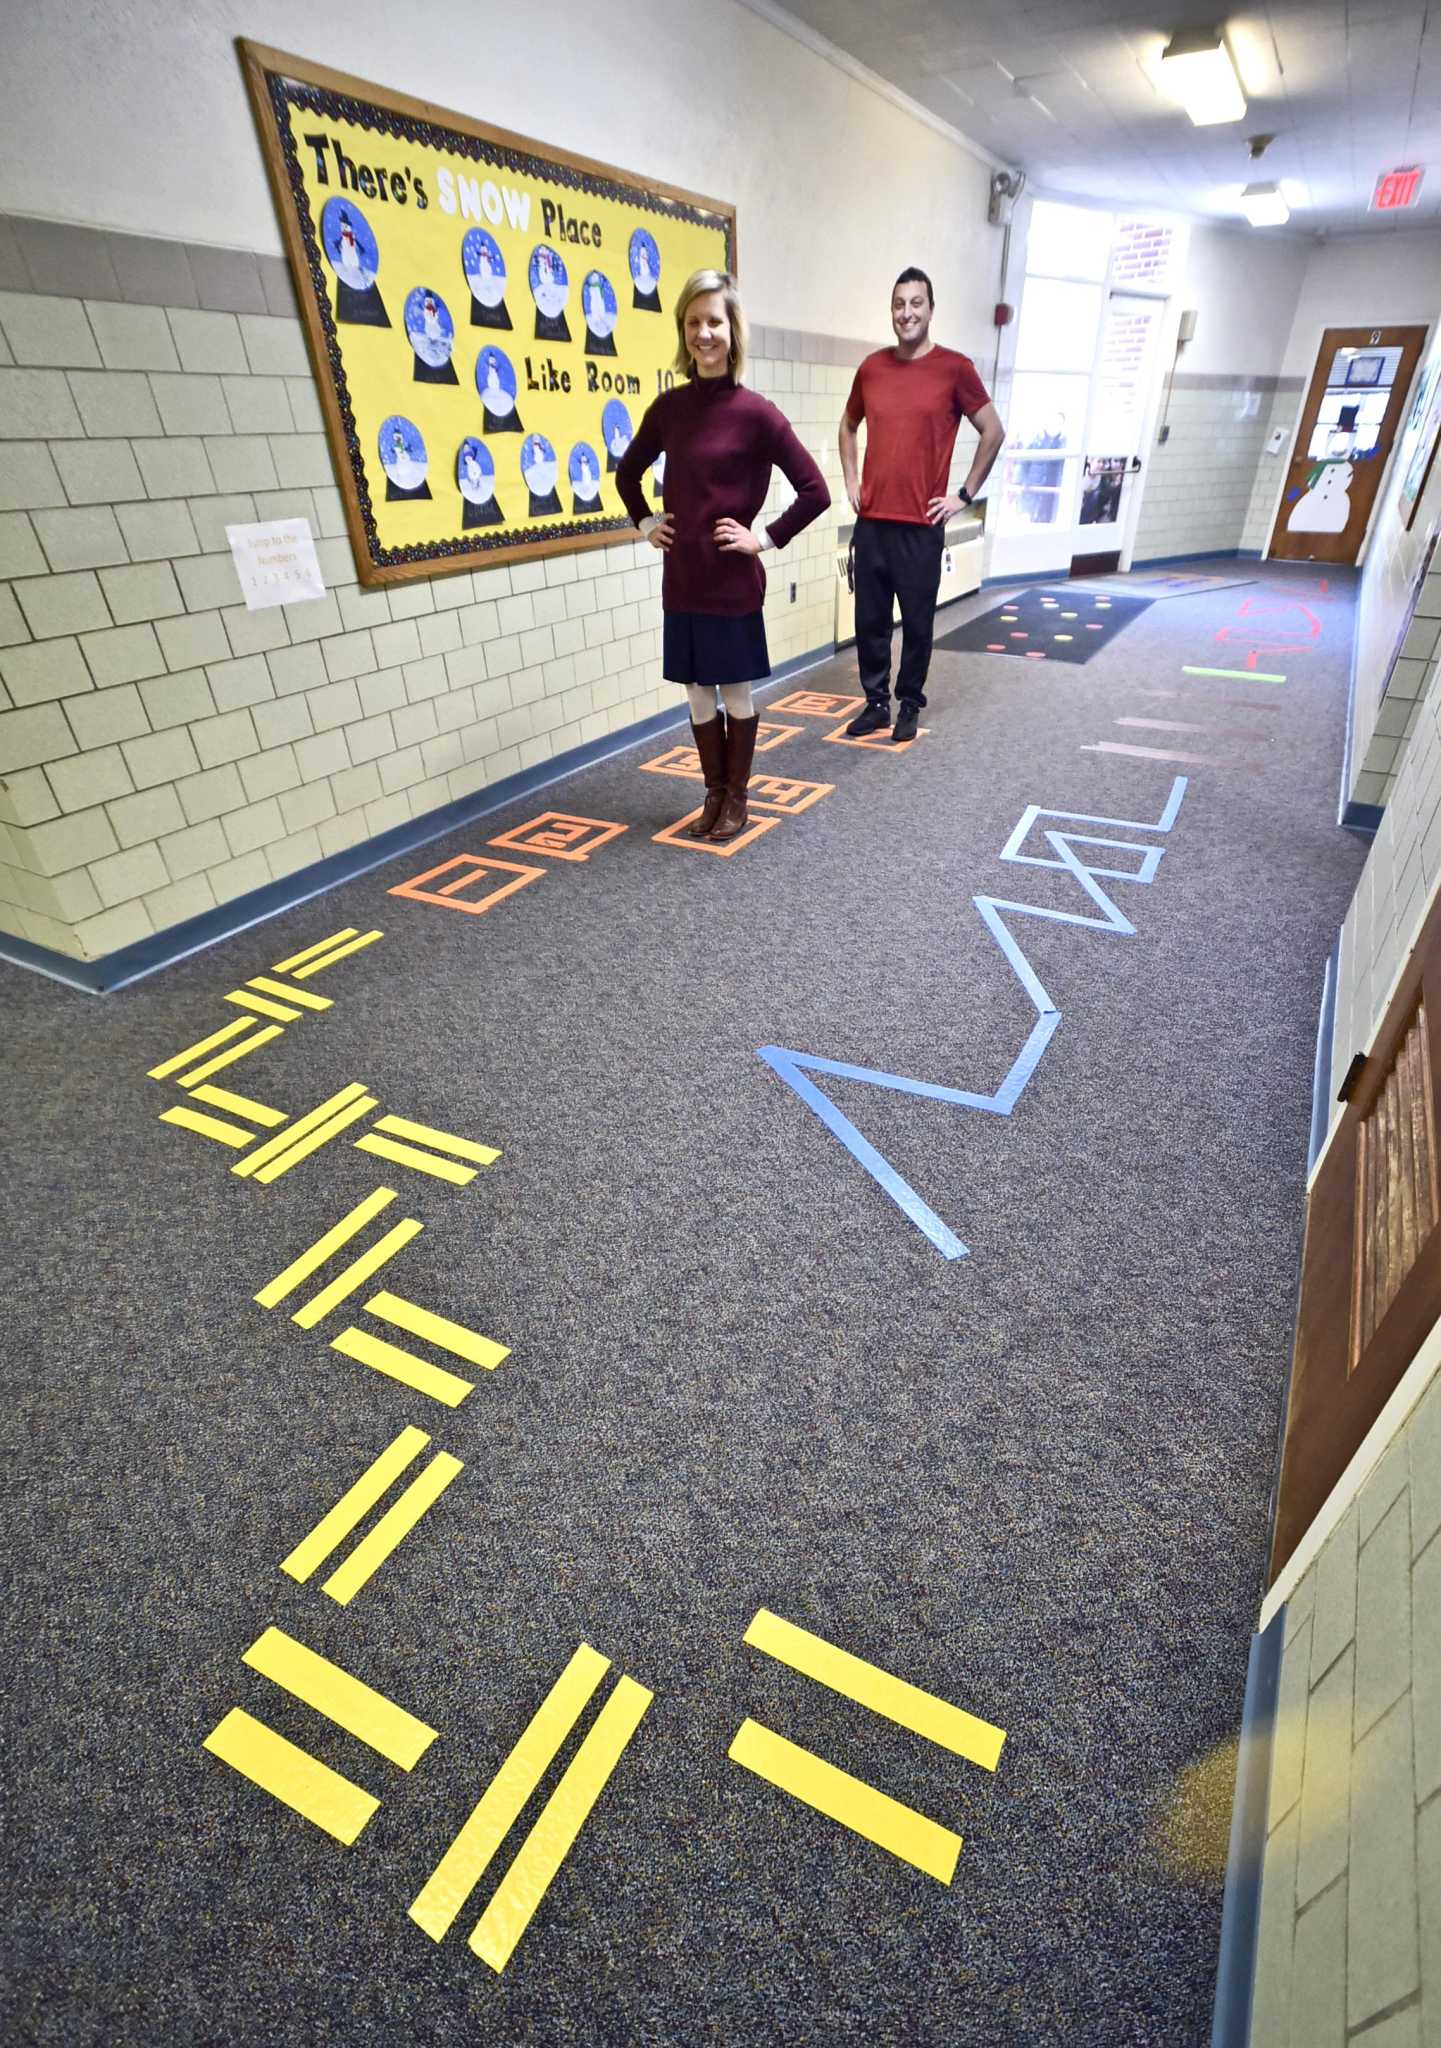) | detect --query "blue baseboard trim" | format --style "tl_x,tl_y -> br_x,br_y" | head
1341,798 -> 1383,834
0,640 -> 834,996
1210,1606 -> 1287,2048
1308,936 -> 1340,1174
